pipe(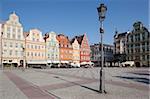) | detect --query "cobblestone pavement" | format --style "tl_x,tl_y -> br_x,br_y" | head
0,67 -> 149,99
